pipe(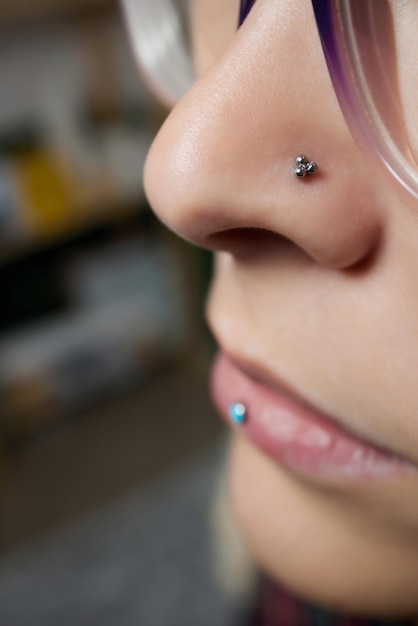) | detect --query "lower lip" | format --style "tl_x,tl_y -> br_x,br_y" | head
211,353 -> 415,481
